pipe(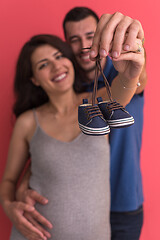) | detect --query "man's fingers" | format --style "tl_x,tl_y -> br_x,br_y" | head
123,20 -> 144,51
17,214 -> 46,240
110,16 -> 132,57
90,14 -> 112,59
90,12 -> 144,60
7,201 -> 47,240
118,39 -> 143,55
27,190 -> 48,205
112,51 -> 144,65
99,12 -> 126,58
18,202 -> 35,212
25,209 -> 53,229
91,12 -> 124,58
25,213 -> 52,239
